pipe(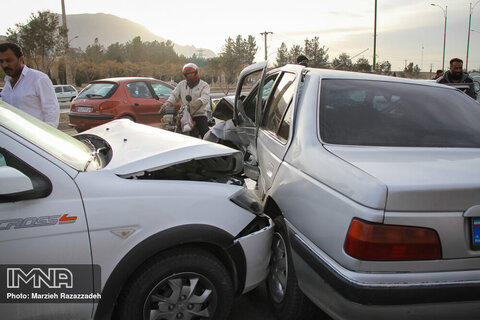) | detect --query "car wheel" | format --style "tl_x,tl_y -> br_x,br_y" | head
116,247 -> 234,320
120,115 -> 135,122
266,216 -> 318,320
